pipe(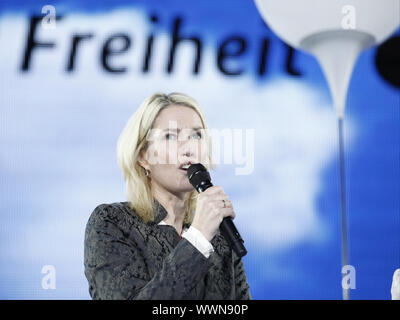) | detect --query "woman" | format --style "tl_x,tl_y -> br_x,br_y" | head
84,92 -> 251,300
